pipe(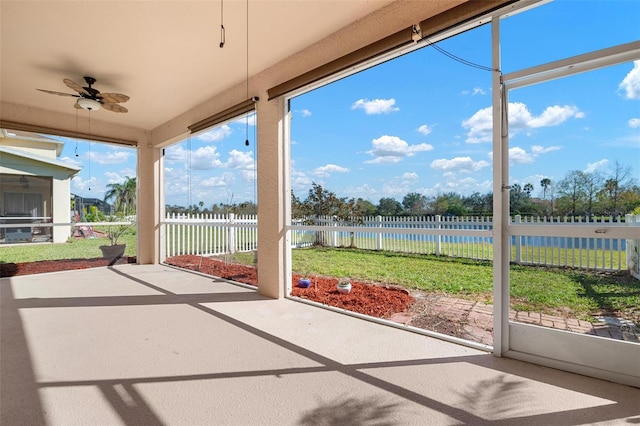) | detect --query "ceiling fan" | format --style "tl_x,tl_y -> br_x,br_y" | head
37,76 -> 130,113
